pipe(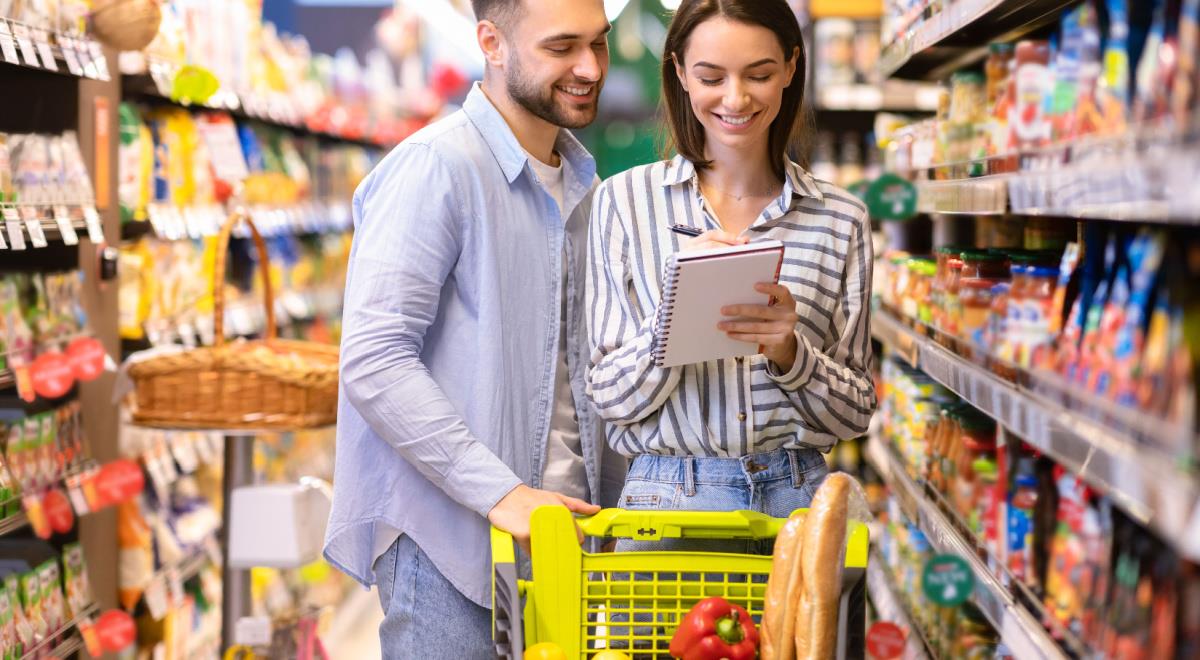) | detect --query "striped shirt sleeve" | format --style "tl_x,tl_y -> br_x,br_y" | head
585,179 -> 682,425
764,205 -> 876,437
